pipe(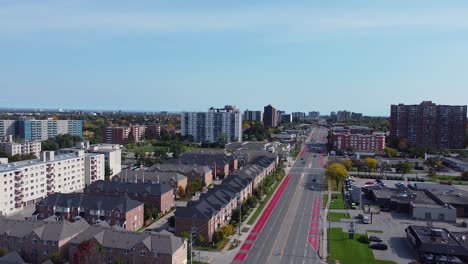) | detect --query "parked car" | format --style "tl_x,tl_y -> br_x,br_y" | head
370,243 -> 388,250
357,214 -> 364,219
362,216 -> 370,224
365,181 -> 375,185
351,203 -> 357,209
369,236 -> 383,242
309,186 -> 315,190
